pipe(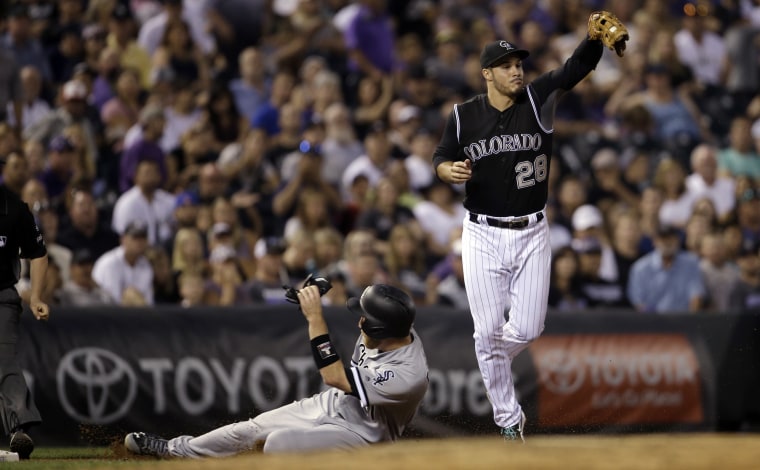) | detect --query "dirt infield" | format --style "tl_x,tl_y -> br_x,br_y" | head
103,434 -> 760,470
